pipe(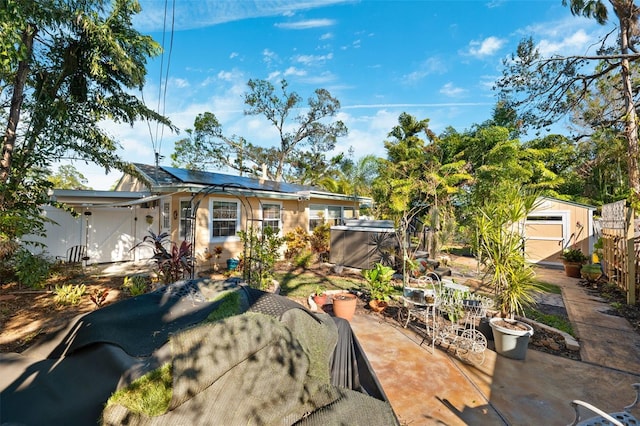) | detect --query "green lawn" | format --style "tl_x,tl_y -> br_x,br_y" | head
275,270 -> 367,298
